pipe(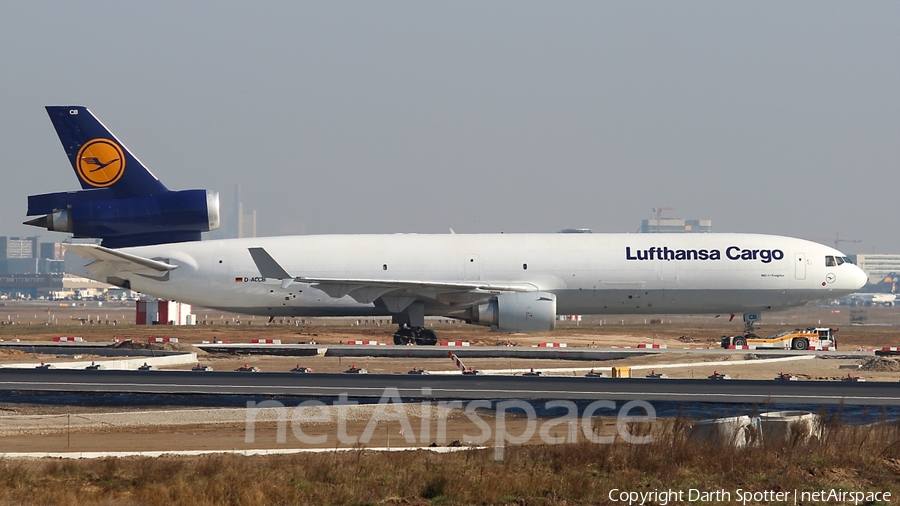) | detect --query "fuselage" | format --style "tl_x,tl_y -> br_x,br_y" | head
100,232 -> 867,318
